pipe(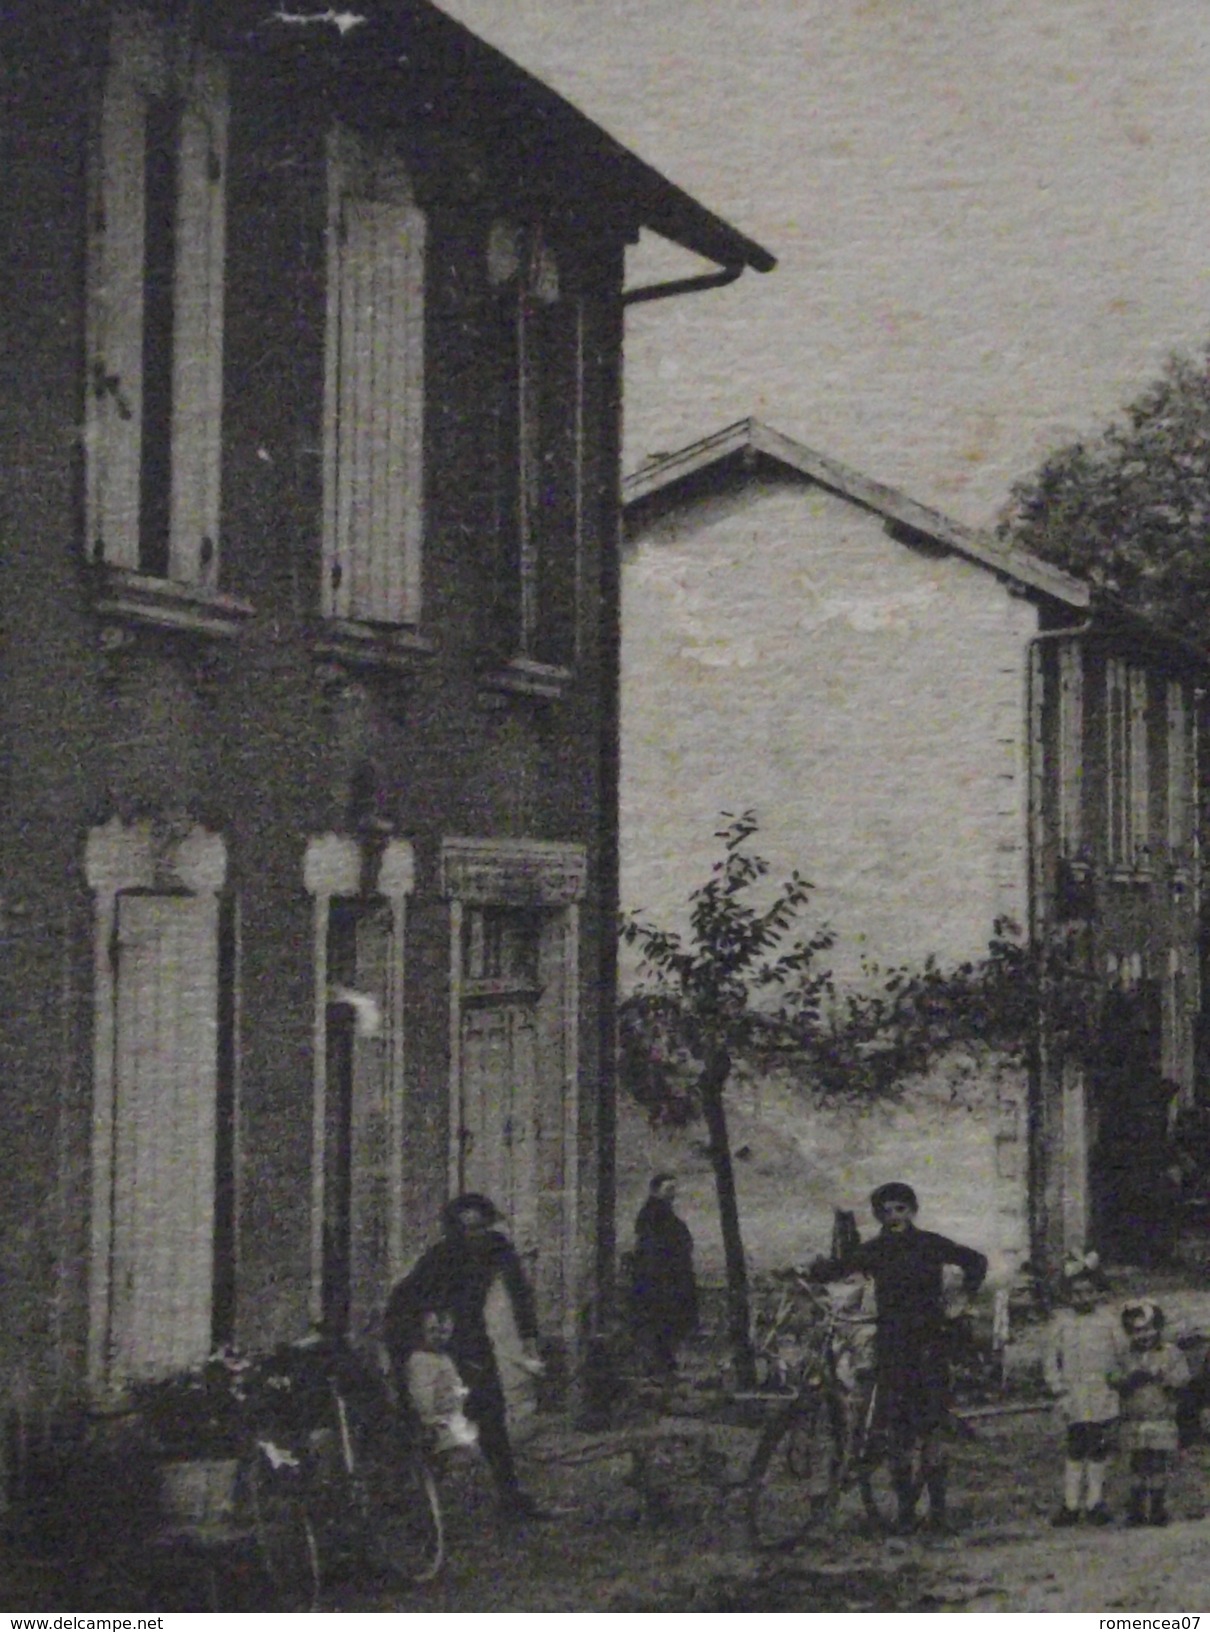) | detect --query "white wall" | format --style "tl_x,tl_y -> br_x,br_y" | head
621,472 -> 1040,990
